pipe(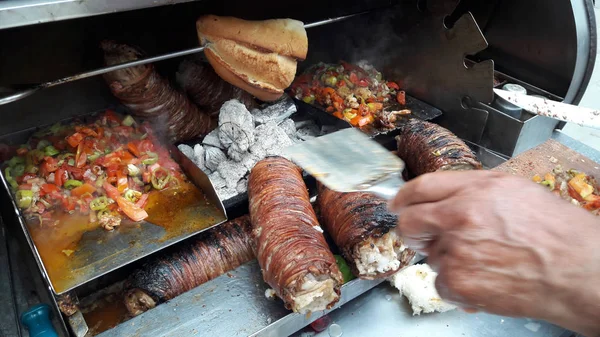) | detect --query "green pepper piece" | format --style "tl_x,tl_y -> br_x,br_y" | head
49,123 -> 63,135
90,196 -> 111,211
302,95 -> 315,104
334,255 -> 355,284
8,156 -> 25,167
67,159 -> 75,166
142,152 -> 159,165
12,164 -> 25,177
36,139 -> 51,150
16,189 -> 34,208
88,152 -> 102,162
124,189 -> 142,202
122,115 -> 136,127
64,180 -> 83,189
25,164 -> 38,174
4,167 -> 18,190
151,167 -> 171,190
44,145 -> 60,157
